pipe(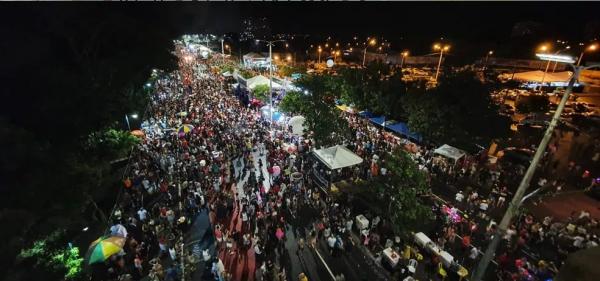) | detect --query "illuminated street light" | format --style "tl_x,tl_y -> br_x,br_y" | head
318,47 -> 322,64
483,50 -> 494,70
577,43 -> 599,66
400,51 -> 409,68
362,38 -> 377,66
433,43 -> 451,82
125,113 -> 138,131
